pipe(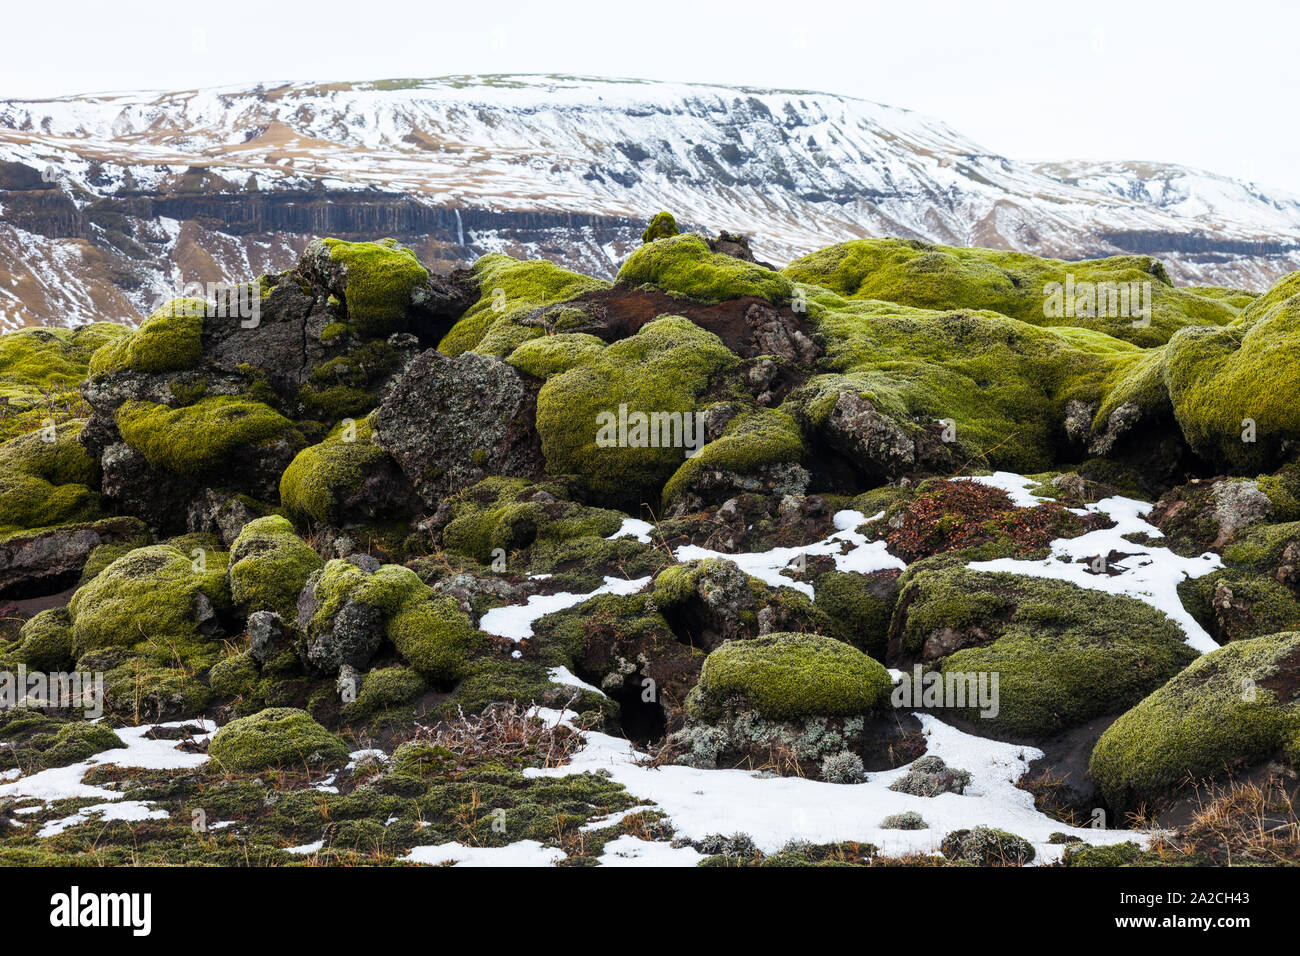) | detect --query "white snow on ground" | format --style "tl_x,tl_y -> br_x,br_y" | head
963,473 -> 1222,652
598,835 -> 706,867
674,509 -> 903,598
964,471 -> 1057,509
38,800 -> 168,838
478,575 -> 652,641
607,518 -> 655,544
547,666 -> 608,698
525,708 -> 1143,864
405,840 -> 568,867
283,840 -> 324,856
0,720 -> 215,805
